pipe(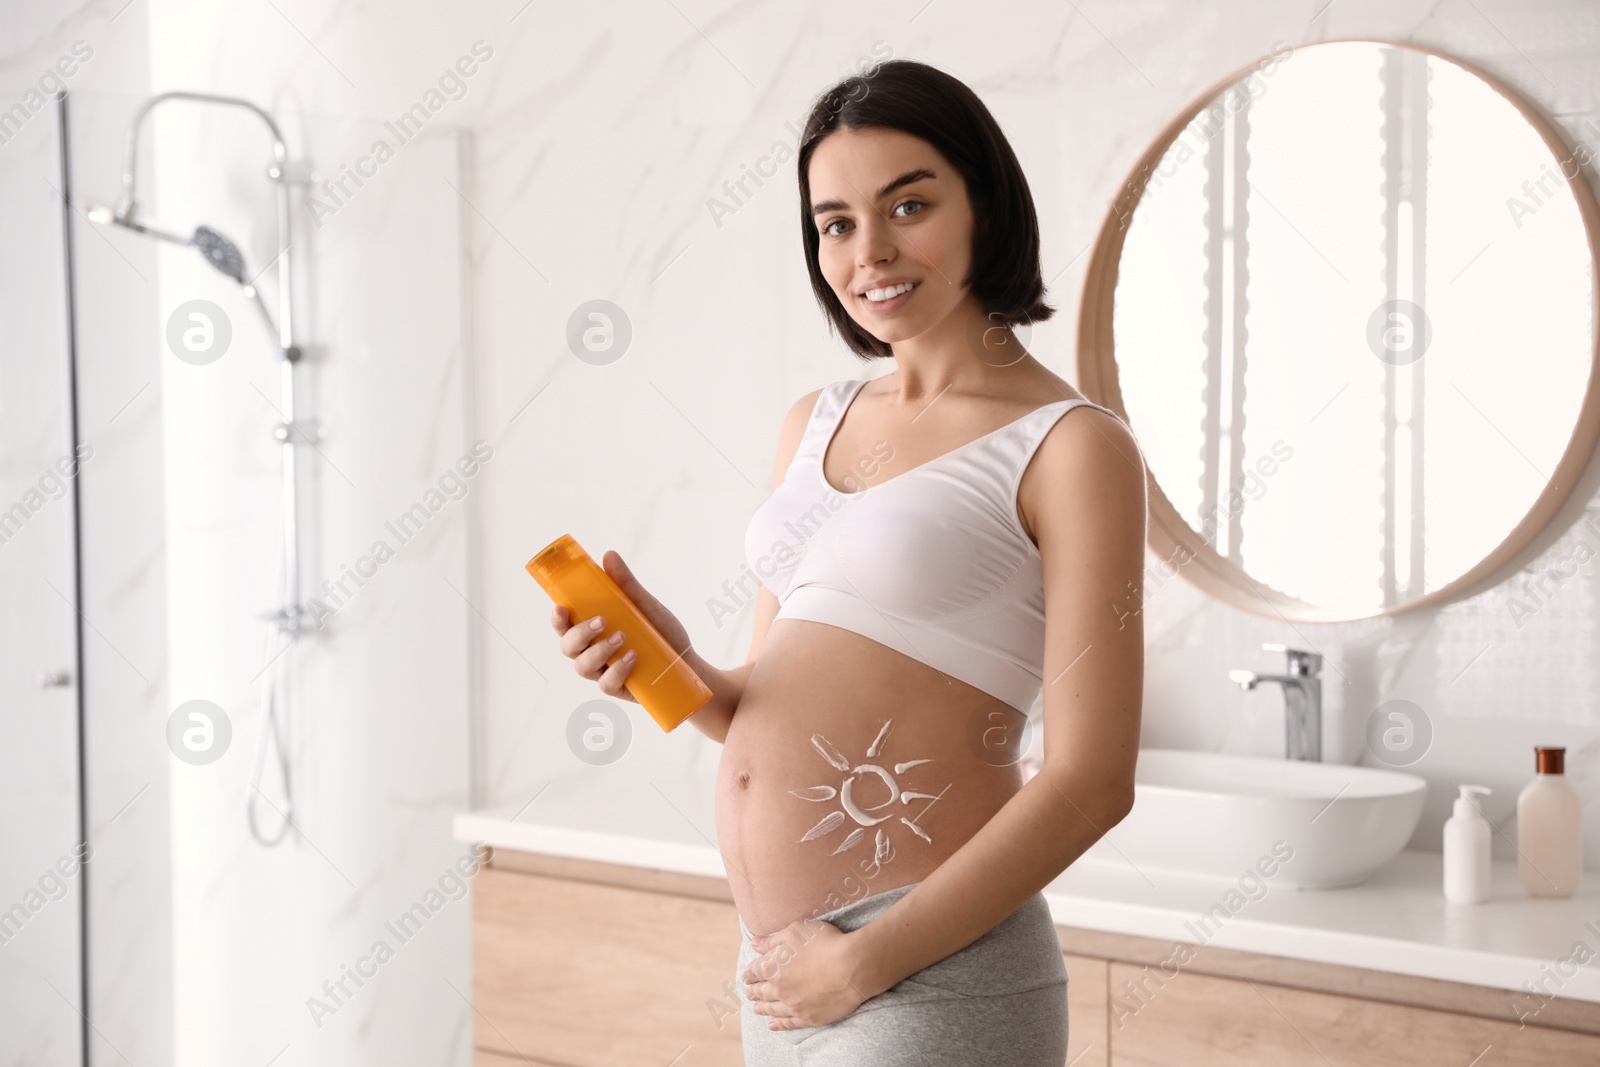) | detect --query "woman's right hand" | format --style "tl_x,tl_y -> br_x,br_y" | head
553,604 -> 640,703
550,548 -> 691,704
